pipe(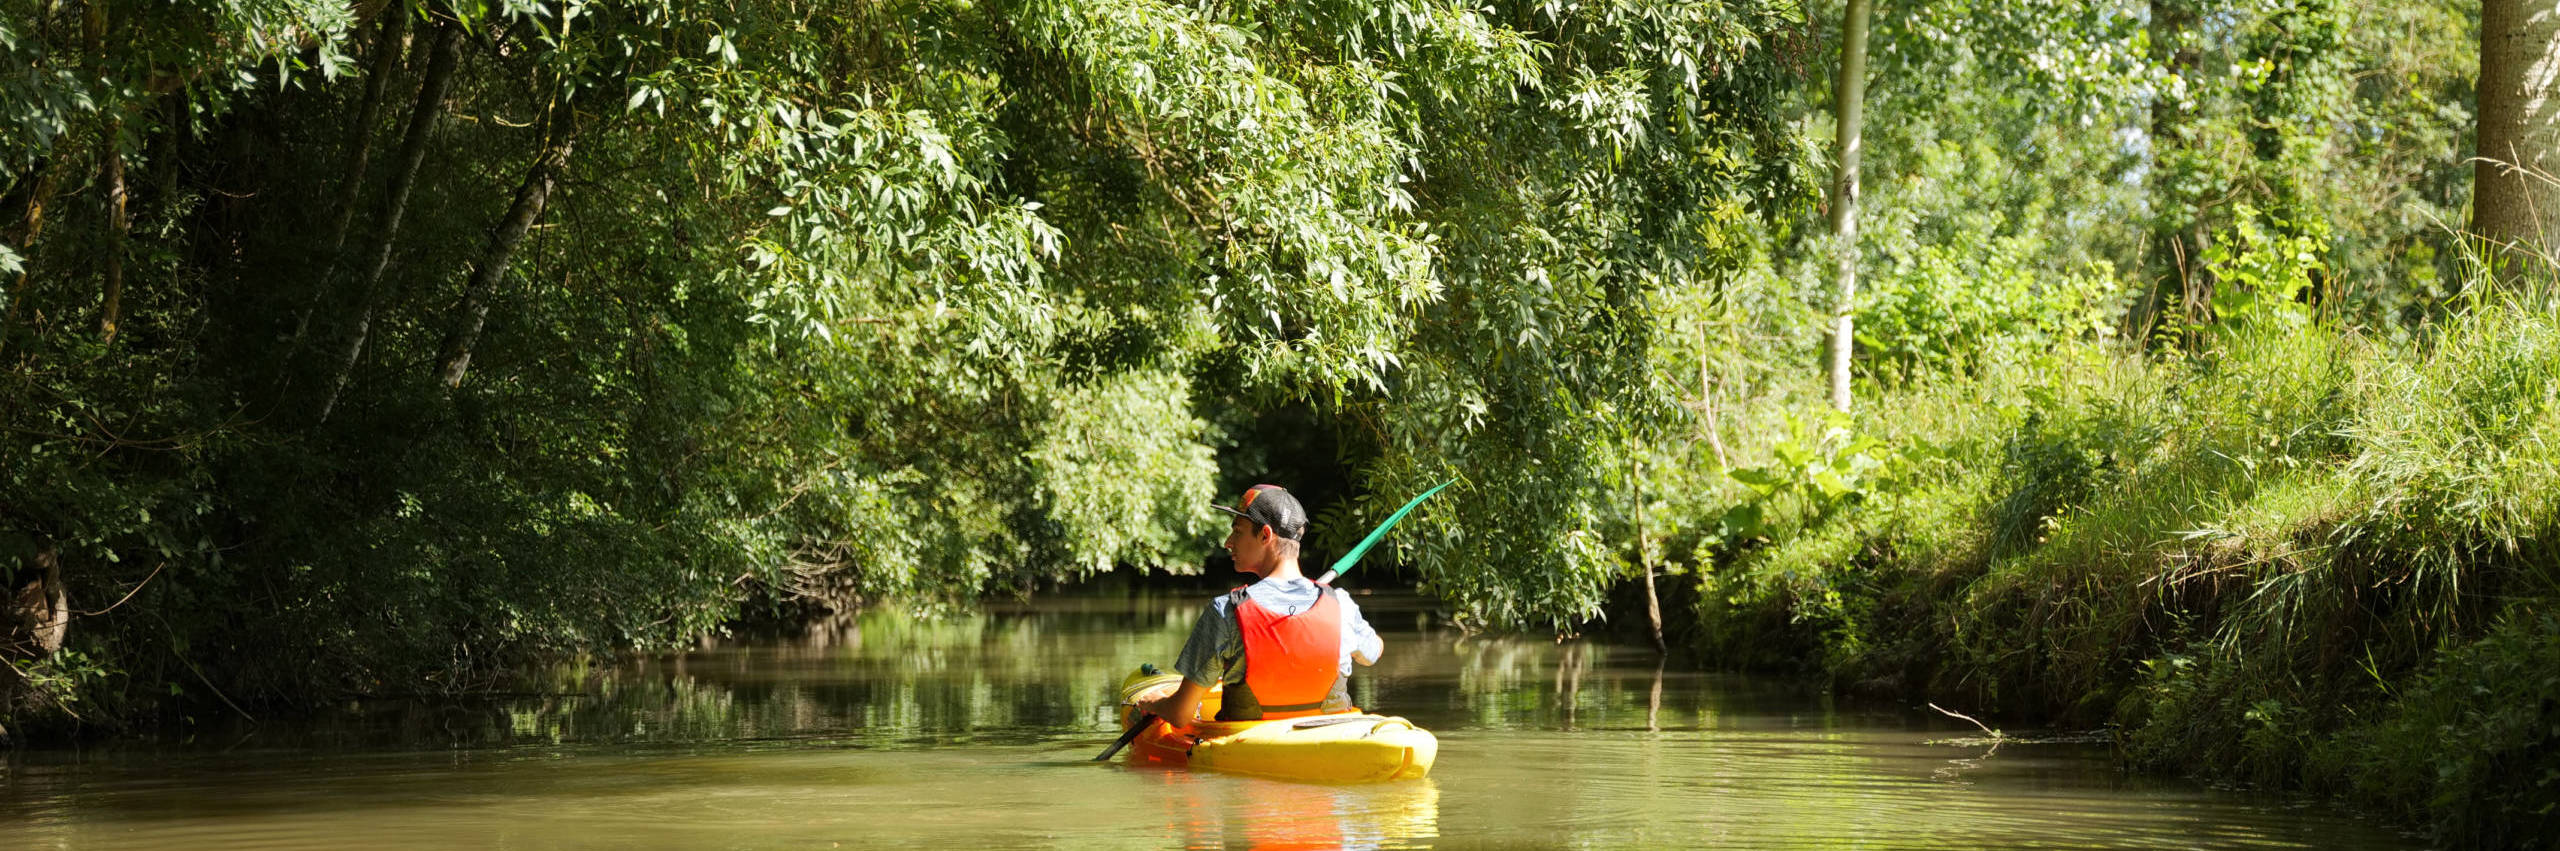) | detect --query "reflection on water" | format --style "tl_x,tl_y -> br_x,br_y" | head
0,592 -> 2416,849
1147,771 -> 1441,850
